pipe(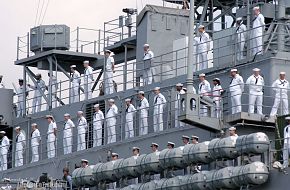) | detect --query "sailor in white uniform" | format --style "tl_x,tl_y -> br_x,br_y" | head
93,104 -> 104,147
246,68 -> 264,115
16,79 -> 28,117
212,78 -> 223,118
0,131 -> 9,171
125,99 -> 136,139
15,126 -> 26,167
70,65 -> 81,103
283,117 -> 290,168
150,143 -> 160,180
167,142 -> 175,149
143,44 -> 154,85
31,123 -> 41,163
236,17 -> 247,60
197,25 -> 210,70
182,135 -> 190,145
153,87 -> 167,132
104,50 -> 115,95
83,60 -> 94,100
137,91 -> 149,135
175,83 -> 186,128
28,74 -> 46,114
270,72 -> 289,116
229,69 -> 244,114
251,6 -> 265,56
106,99 -> 118,144
63,113 -> 75,155
46,115 -> 57,159
198,73 -> 211,116
77,111 -> 87,151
